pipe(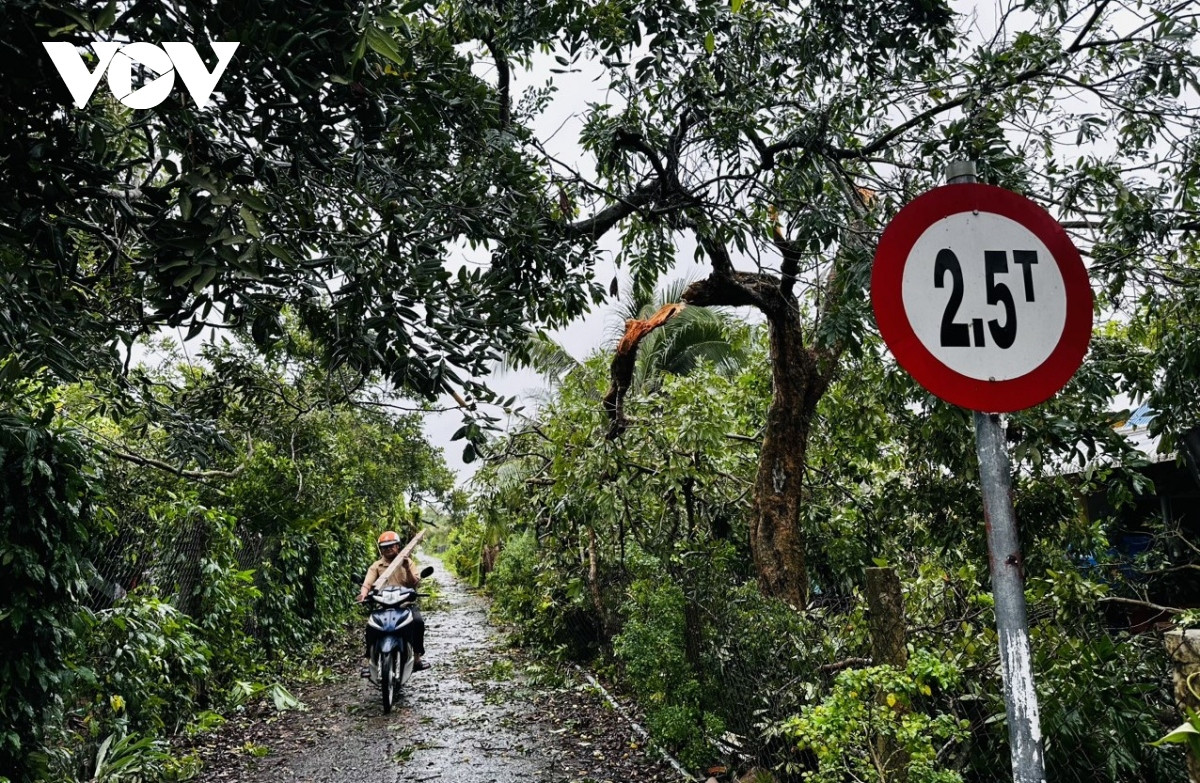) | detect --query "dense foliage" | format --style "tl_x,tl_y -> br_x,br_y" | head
2,0 -> 618,430
0,339 -> 452,783
0,402 -> 96,777
459,323 -> 1194,781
